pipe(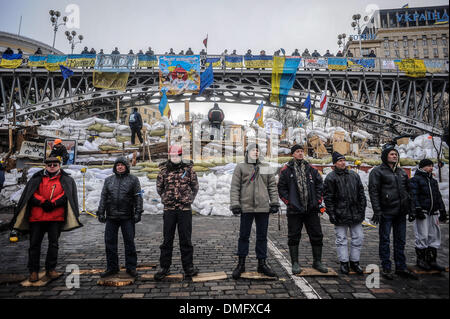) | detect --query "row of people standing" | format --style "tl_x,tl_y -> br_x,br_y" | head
9,142 -> 447,282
